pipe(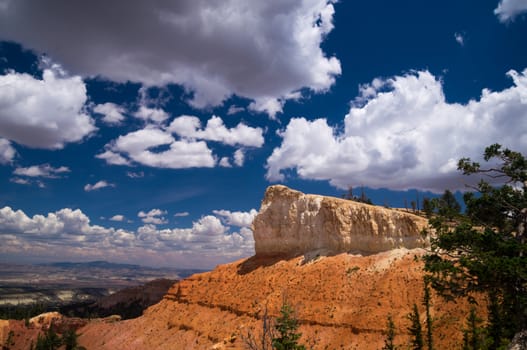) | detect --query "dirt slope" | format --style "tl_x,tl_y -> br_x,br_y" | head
77,249 -> 484,350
